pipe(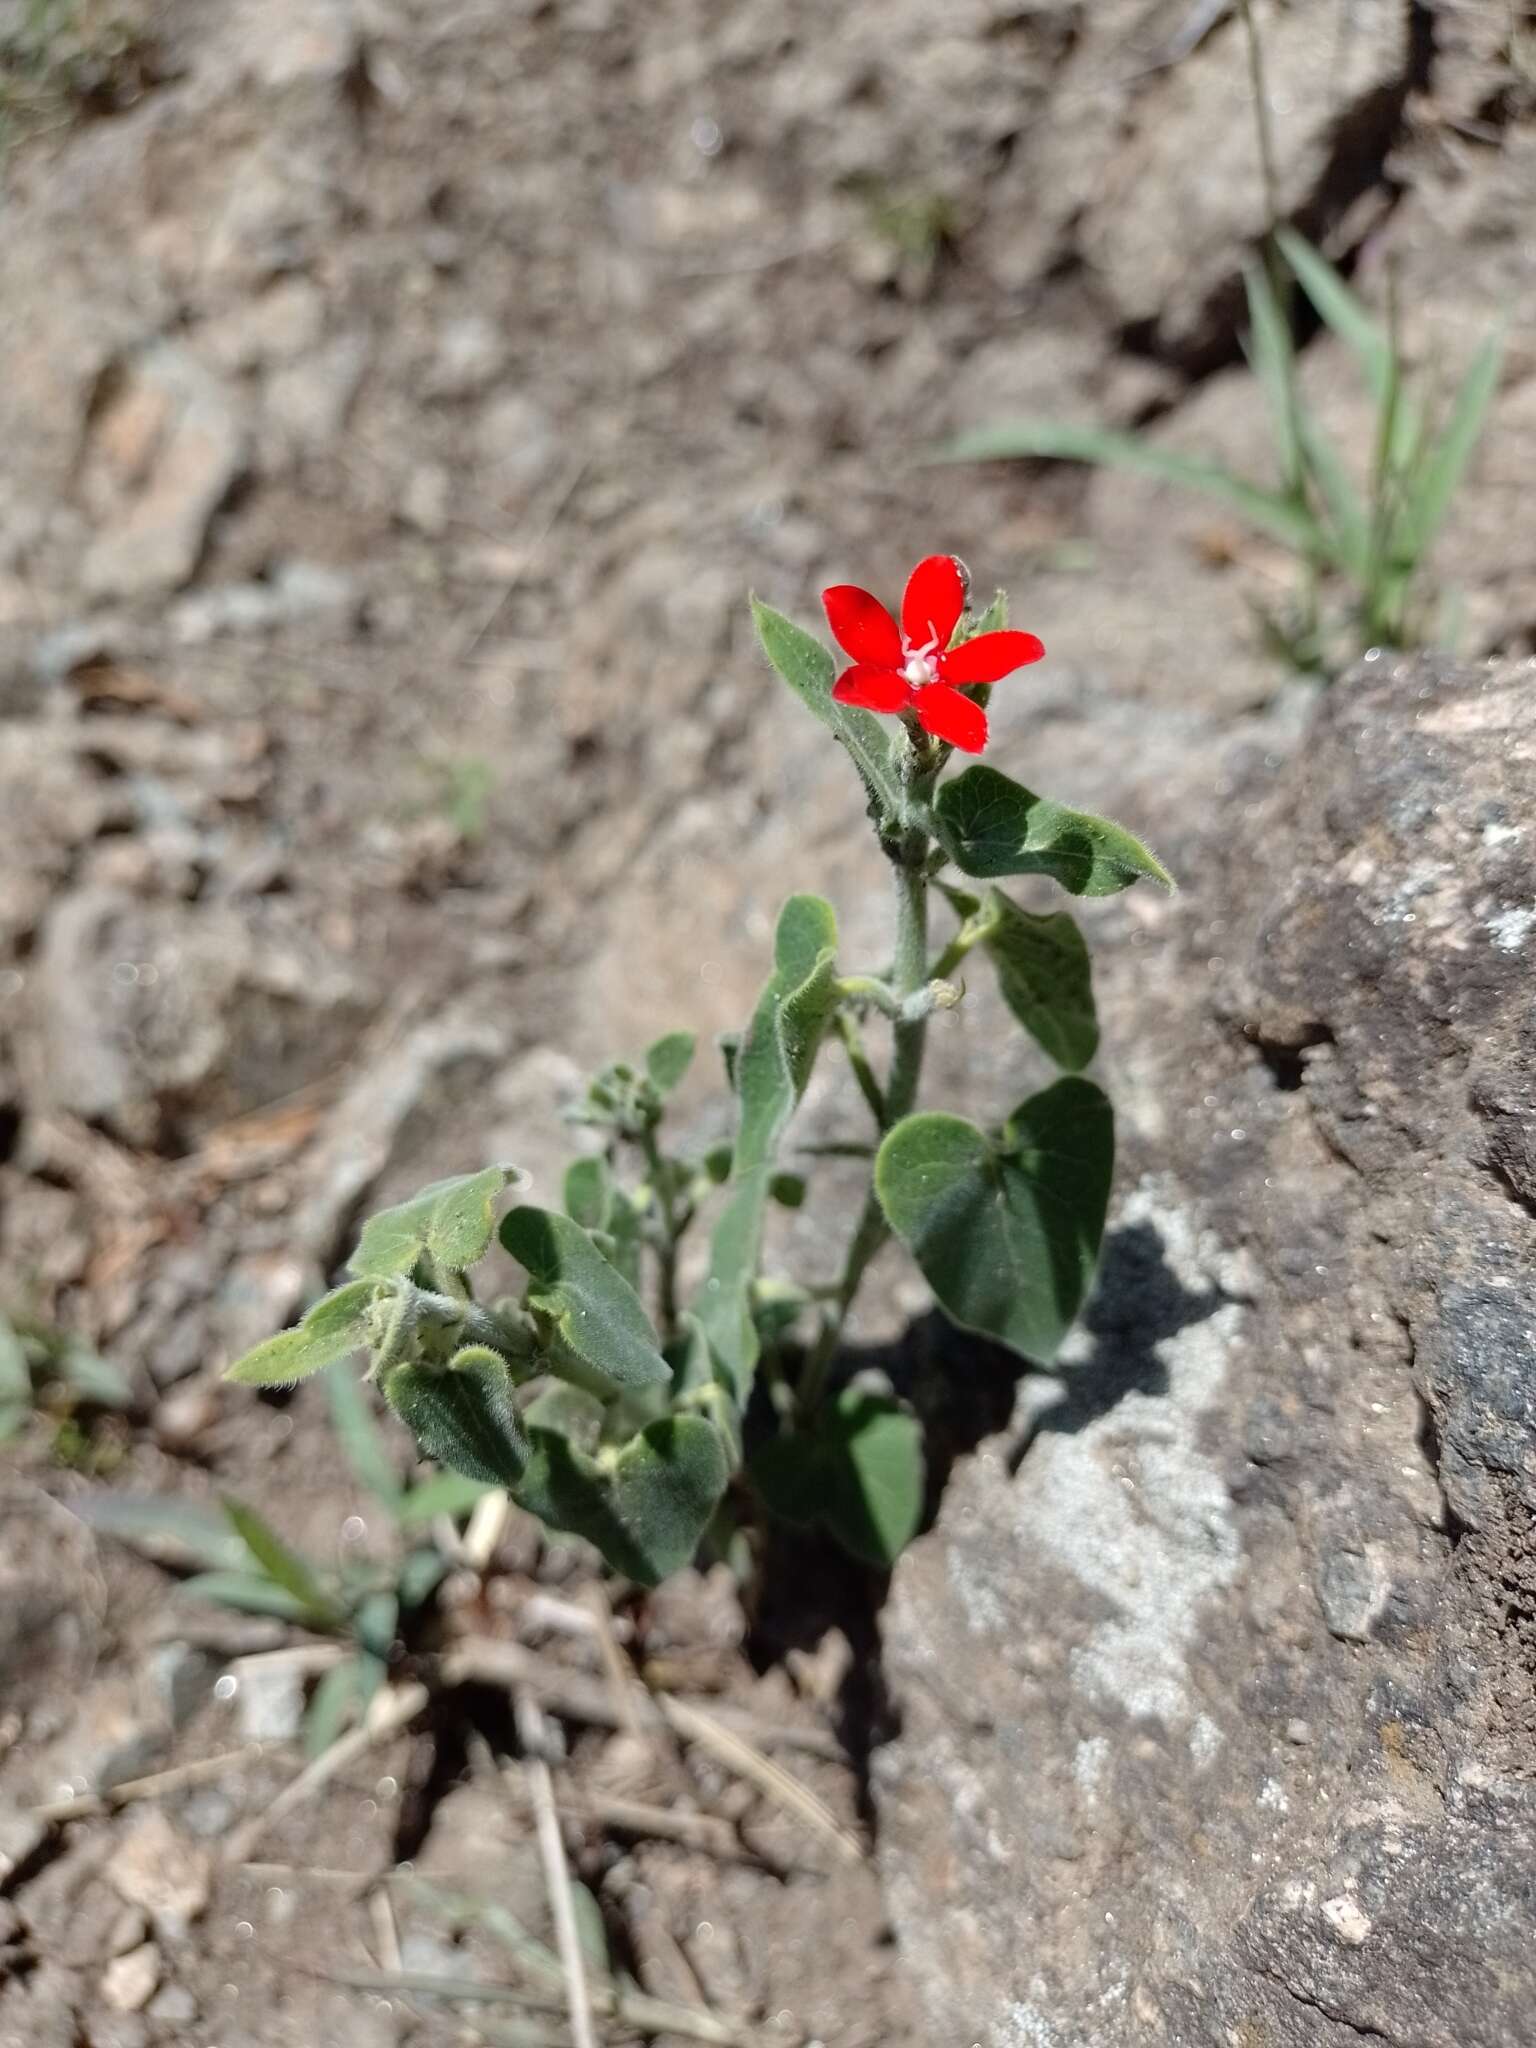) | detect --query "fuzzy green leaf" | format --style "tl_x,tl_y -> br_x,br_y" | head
348,1166 -> 522,1281
942,417 -> 1322,553
751,1387 -> 924,1568
515,1413 -> 731,1586
697,893 -> 841,1399
382,1348 -> 529,1487
522,1380 -> 606,1455
563,1156 -> 613,1233
935,764 -> 1173,896
750,598 -> 905,824
225,1278 -> 379,1388
500,1206 -> 669,1397
645,1031 -> 696,1095
876,1077 -> 1114,1364
979,888 -> 1098,1069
